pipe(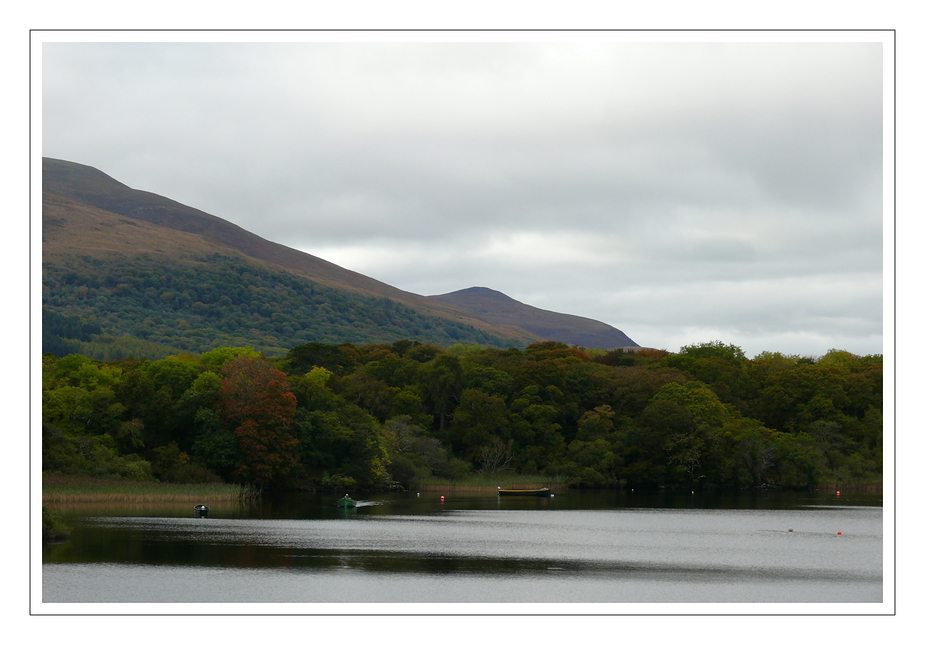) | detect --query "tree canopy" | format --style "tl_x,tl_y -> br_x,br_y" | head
42,340 -> 883,490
